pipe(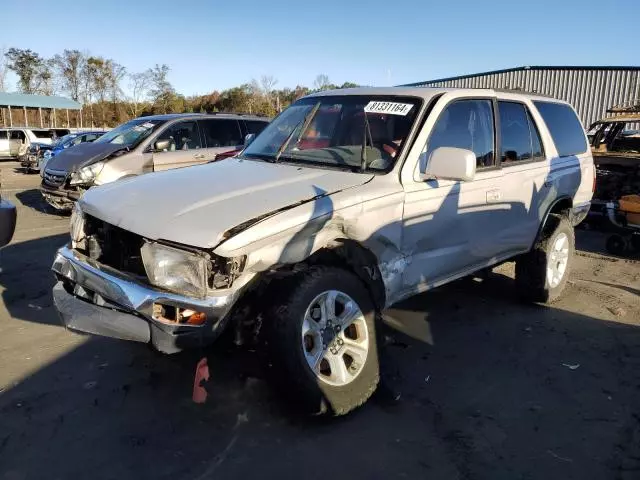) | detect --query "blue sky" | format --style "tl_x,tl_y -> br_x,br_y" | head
1,0 -> 638,95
